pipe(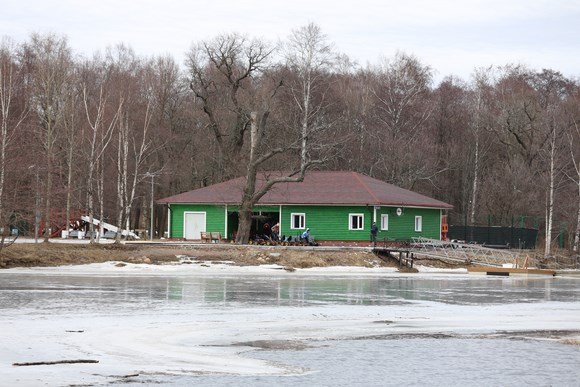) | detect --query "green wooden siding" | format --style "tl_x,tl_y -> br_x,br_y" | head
281,205 -> 371,240
375,207 -> 440,241
169,204 -> 225,238
280,205 -> 441,241
169,204 -> 441,241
